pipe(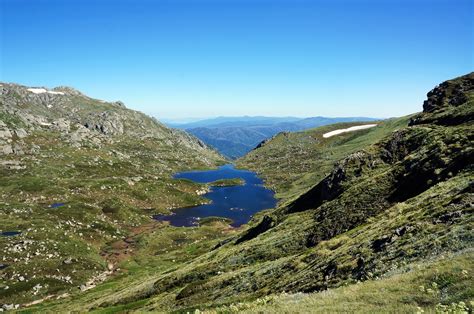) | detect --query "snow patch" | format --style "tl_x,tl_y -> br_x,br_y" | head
323,124 -> 378,138
27,88 -> 64,95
